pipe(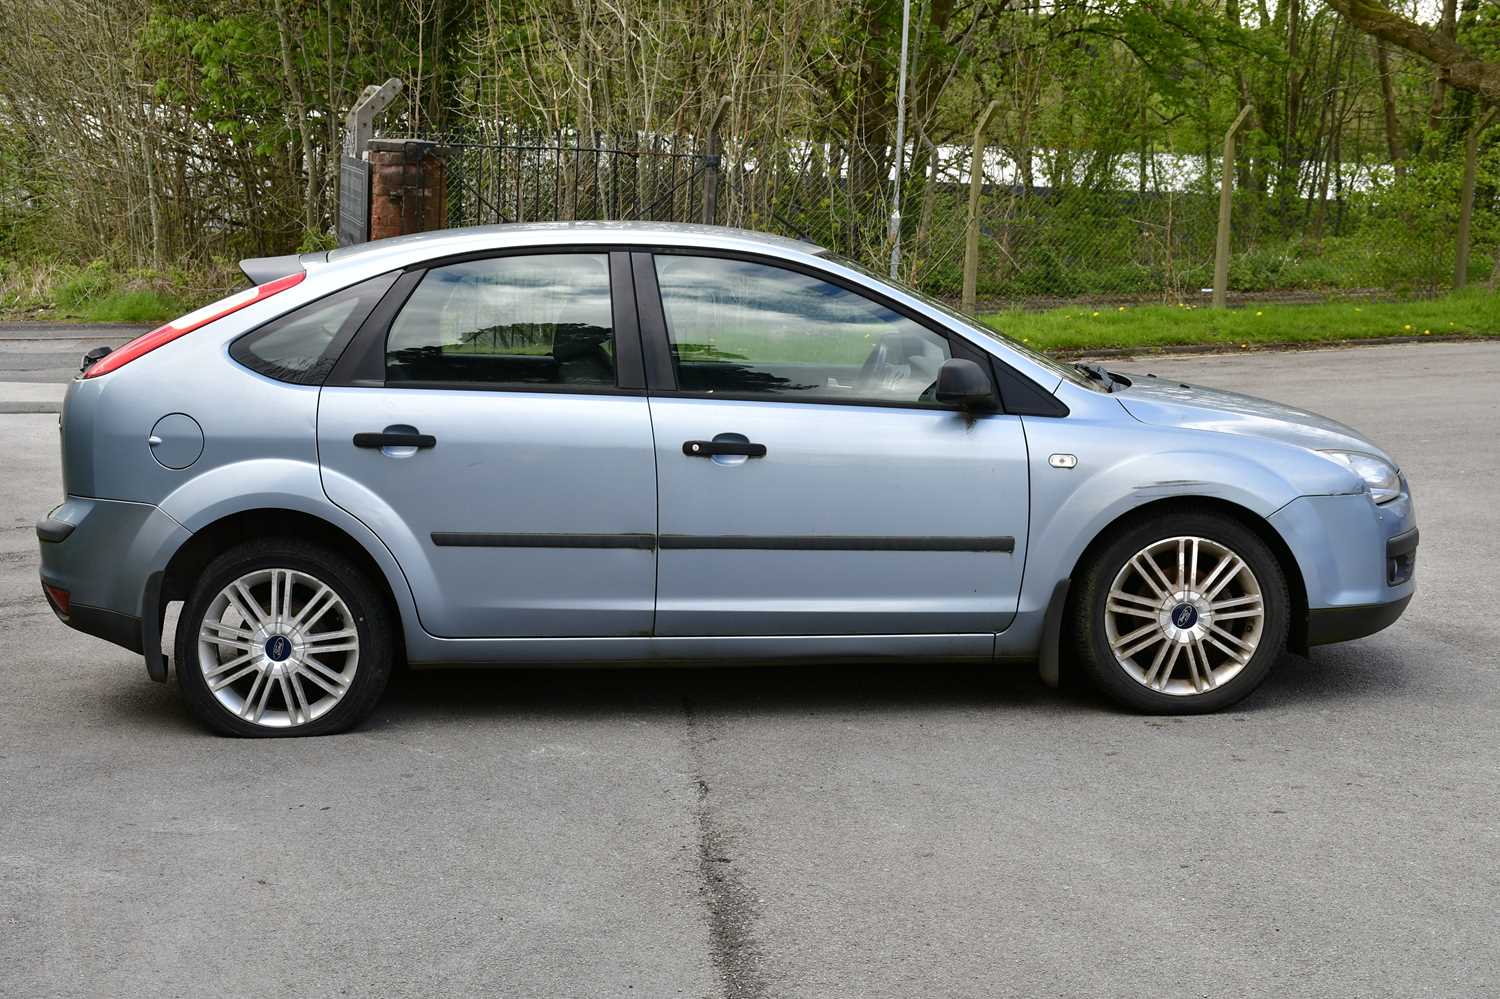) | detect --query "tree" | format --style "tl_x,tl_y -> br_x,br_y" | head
1324,0 -> 1500,103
